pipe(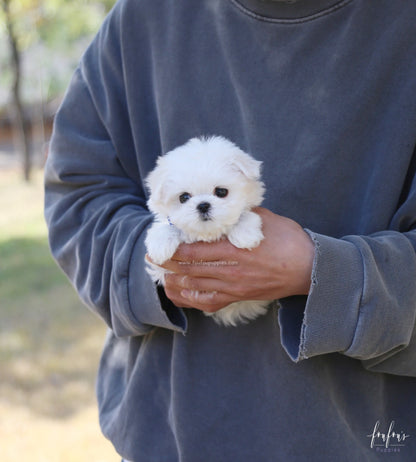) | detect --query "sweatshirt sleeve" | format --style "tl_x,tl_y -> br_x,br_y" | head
278,180 -> 416,376
44,7 -> 187,338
